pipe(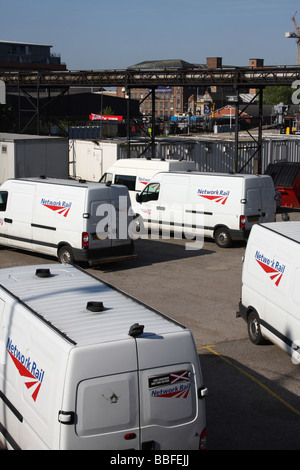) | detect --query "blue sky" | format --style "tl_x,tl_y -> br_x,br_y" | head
2,0 -> 300,70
